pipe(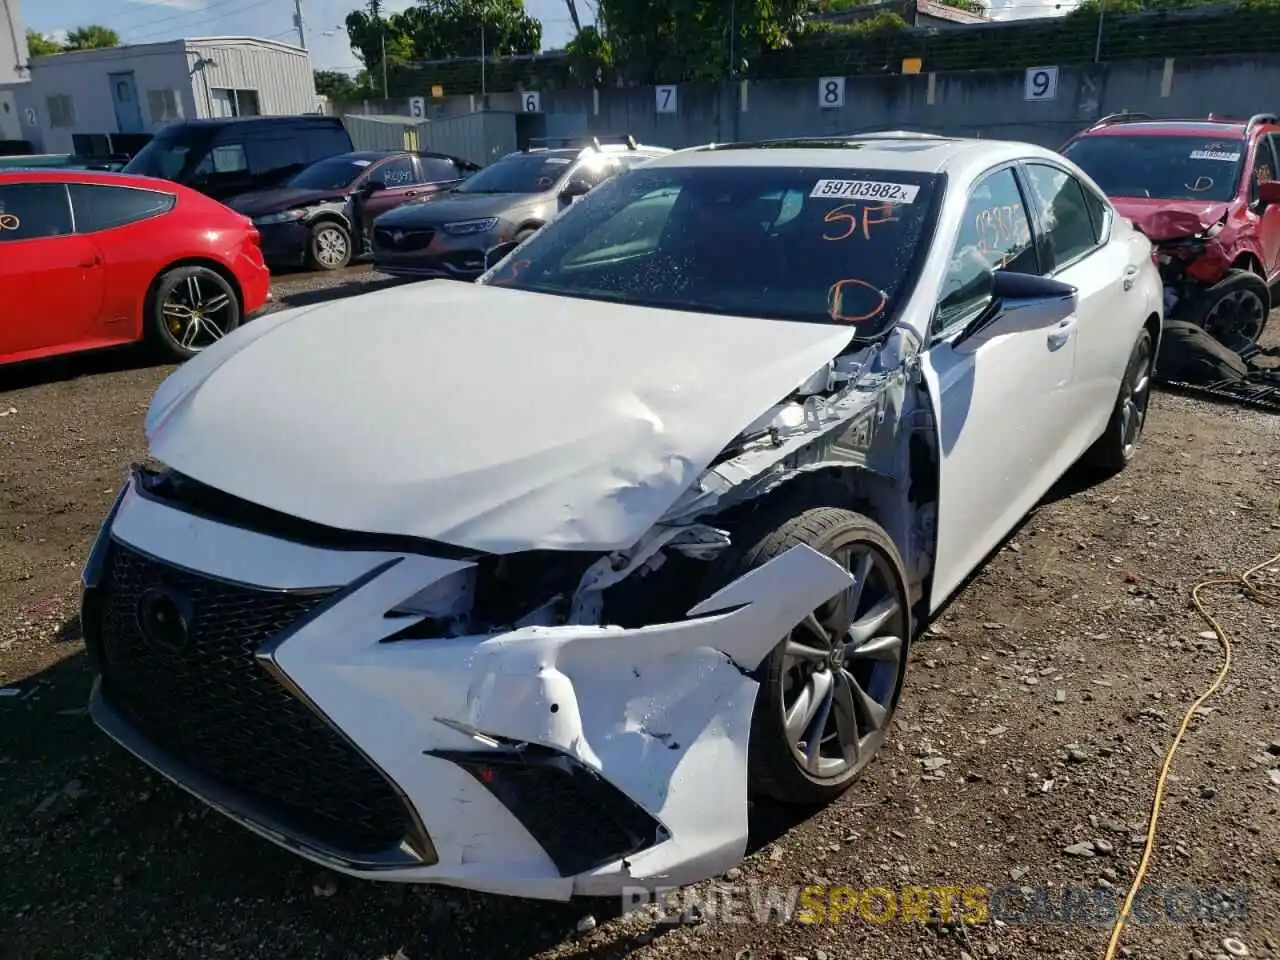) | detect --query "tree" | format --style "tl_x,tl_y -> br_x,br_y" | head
346,0 -> 542,83
599,0 -> 809,83
25,29 -> 64,56
314,69 -> 366,101
564,24 -> 613,86
64,25 -> 121,50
